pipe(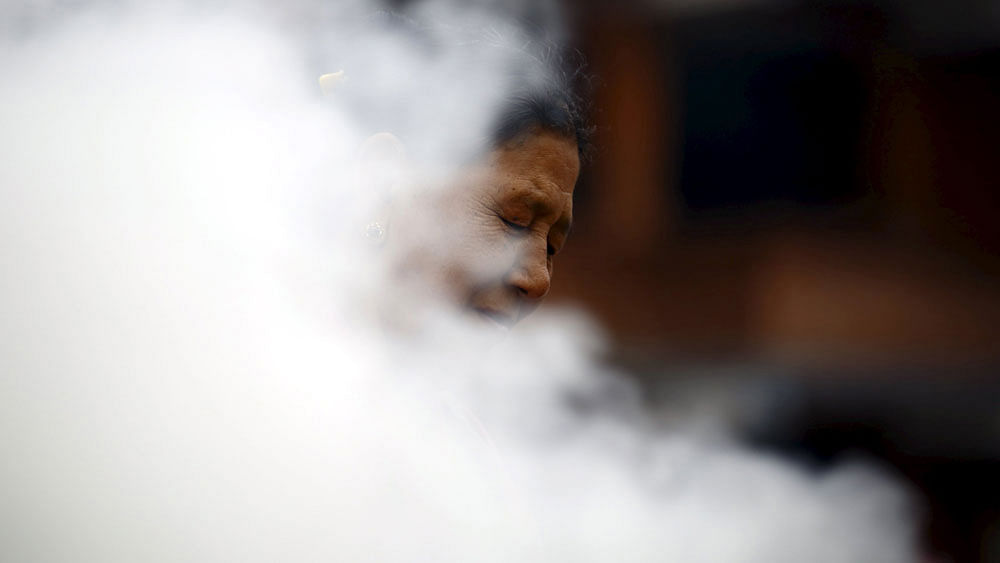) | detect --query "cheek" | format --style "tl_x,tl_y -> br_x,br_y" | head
385,197 -> 513,299
443,211 -> 516,286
